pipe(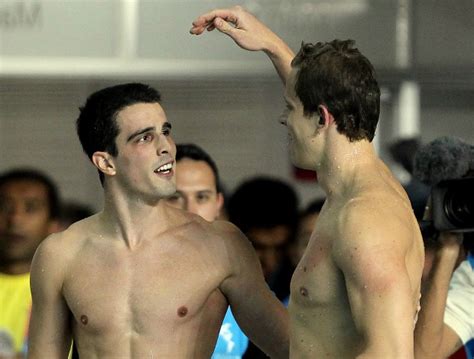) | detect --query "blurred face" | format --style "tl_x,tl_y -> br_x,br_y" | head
111,102 -> 177,199
282,68 -> 322,170
165,158 -> 223,222
247,225 -> 290,278
0,180 -> 54,270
